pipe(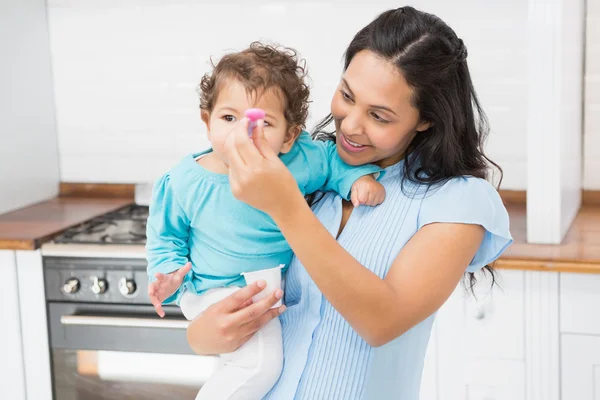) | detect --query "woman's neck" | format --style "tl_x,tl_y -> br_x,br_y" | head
375,152 -> 405,169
